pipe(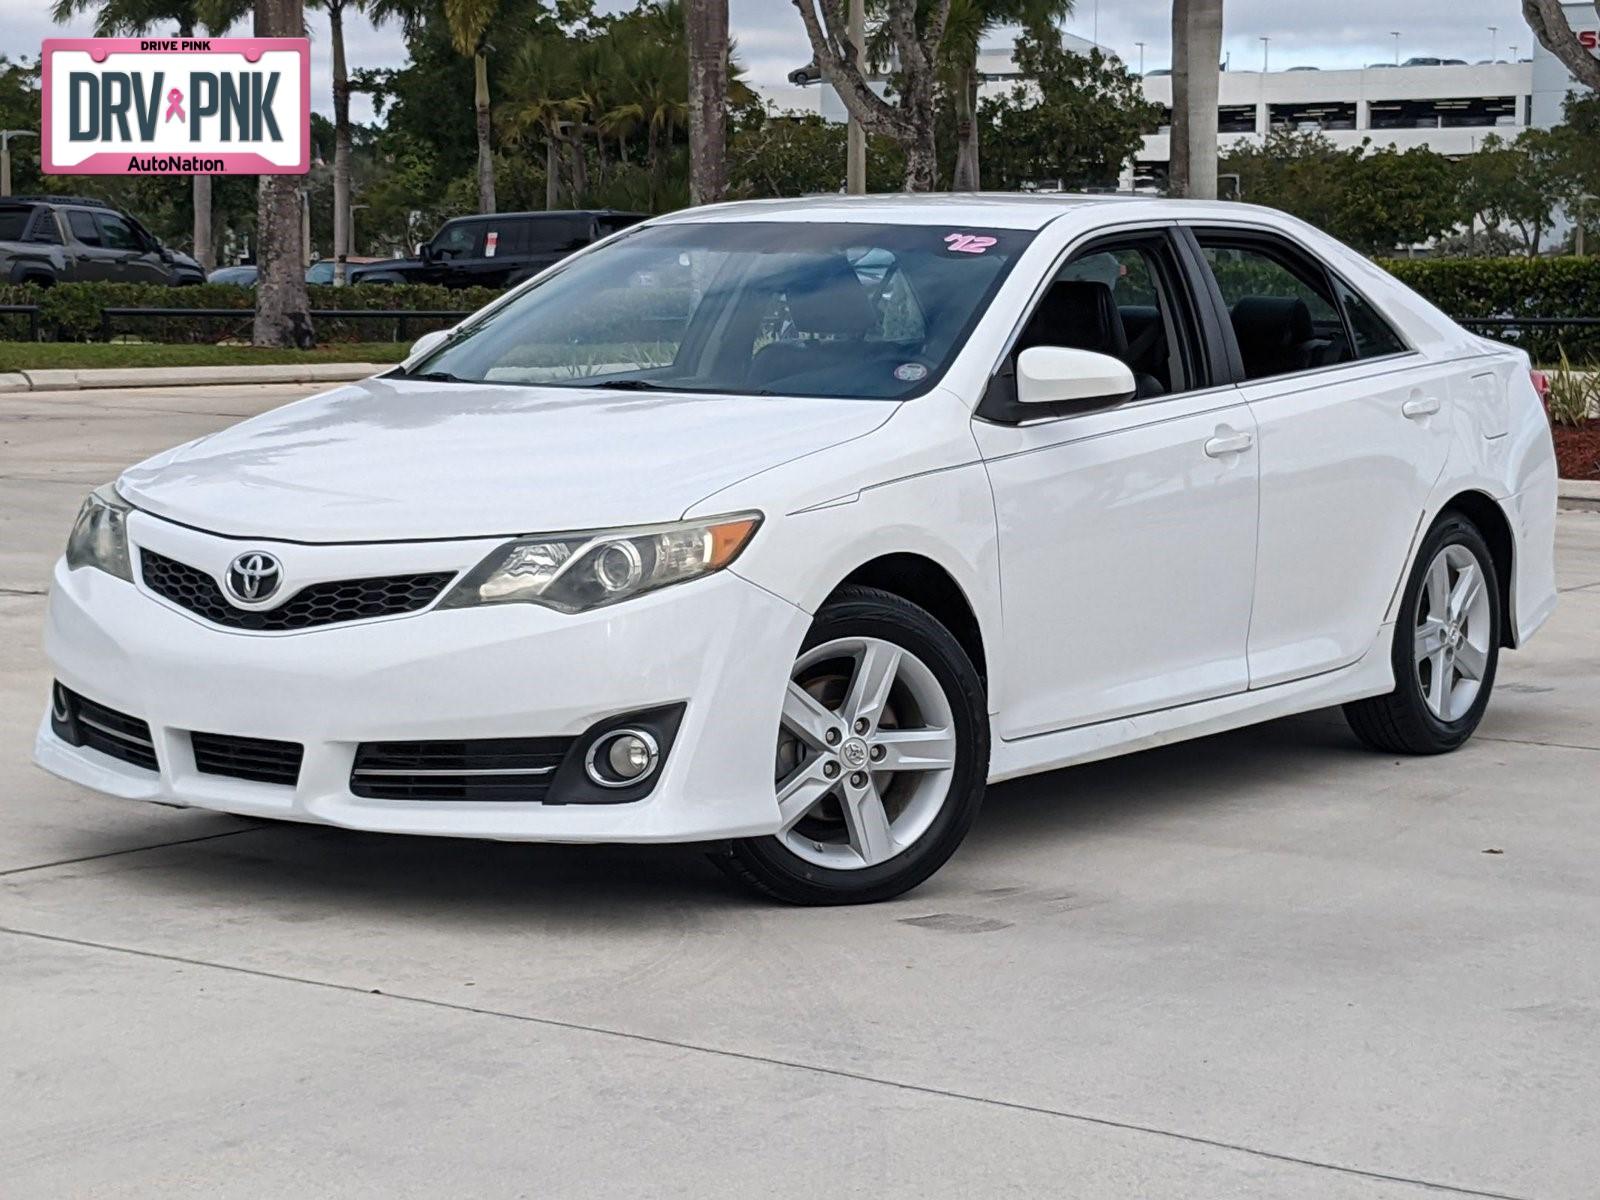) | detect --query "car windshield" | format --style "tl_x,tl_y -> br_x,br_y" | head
407,221 -> 1034,400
